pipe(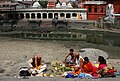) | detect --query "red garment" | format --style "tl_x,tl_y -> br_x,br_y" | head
98,64 -> 107,70
82,62 -> 96,74
107,69 -> 115,74
72,70 -> 81,75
